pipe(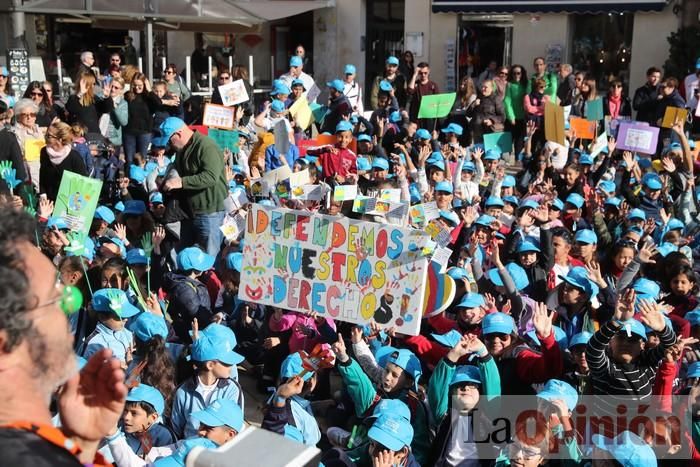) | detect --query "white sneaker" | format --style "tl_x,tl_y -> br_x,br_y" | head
326,427 -> 351,448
